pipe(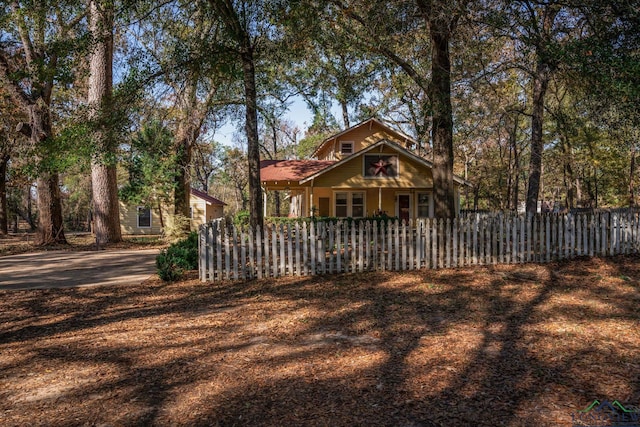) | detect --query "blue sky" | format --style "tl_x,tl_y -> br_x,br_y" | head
214,96 -> 340,147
